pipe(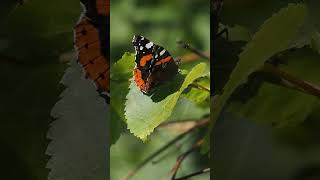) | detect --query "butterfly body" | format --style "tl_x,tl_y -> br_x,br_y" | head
132,35 -> 178,94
